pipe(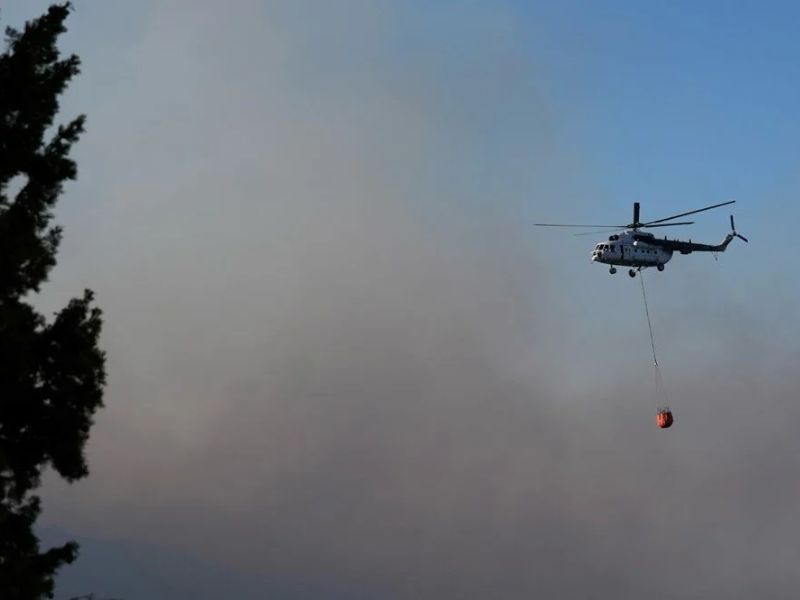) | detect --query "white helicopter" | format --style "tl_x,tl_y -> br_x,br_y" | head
535,200 -> 748,277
